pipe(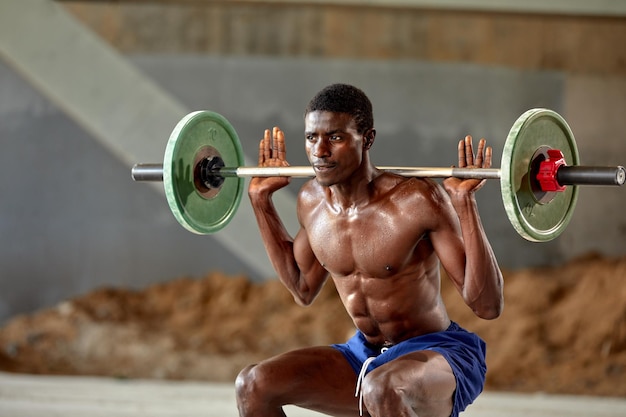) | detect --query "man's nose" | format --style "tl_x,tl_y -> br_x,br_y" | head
313,140 -> 330,158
